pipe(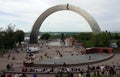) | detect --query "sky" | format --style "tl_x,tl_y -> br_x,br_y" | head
0,0 -> 120,32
